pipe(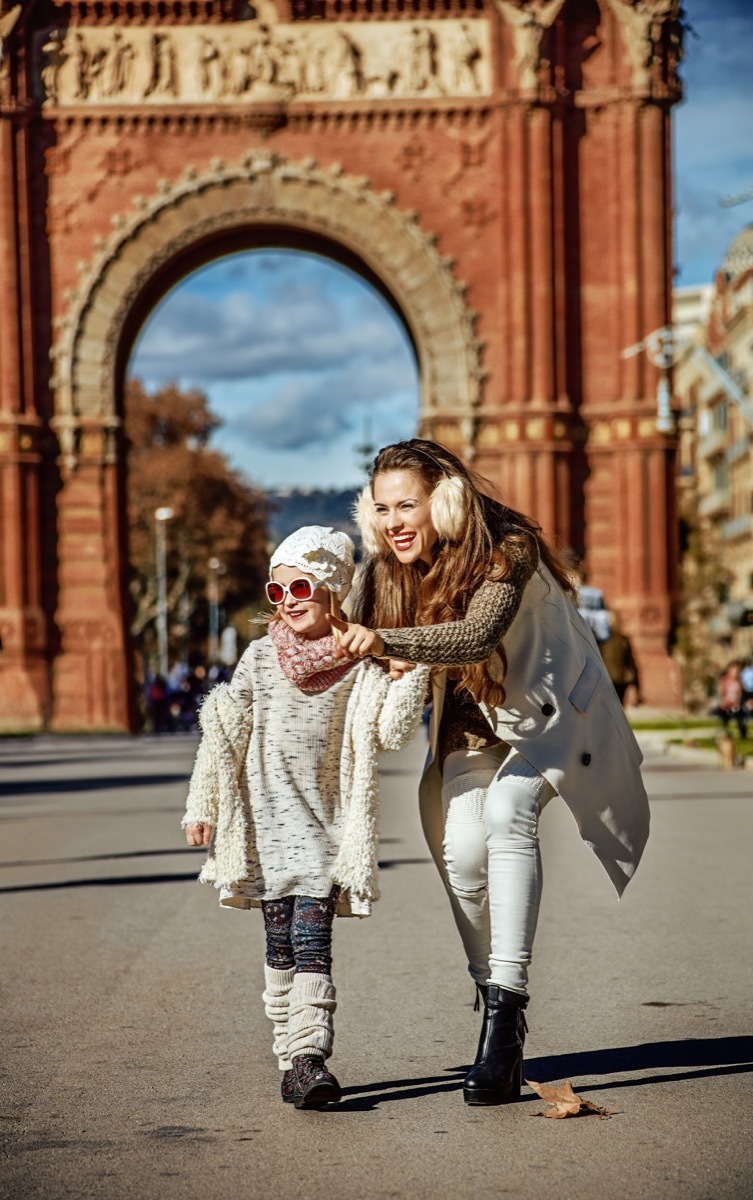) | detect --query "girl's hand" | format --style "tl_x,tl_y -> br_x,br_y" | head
388,659 -> 417,680
185,822 -> 213,847
328,614 -> 385,659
